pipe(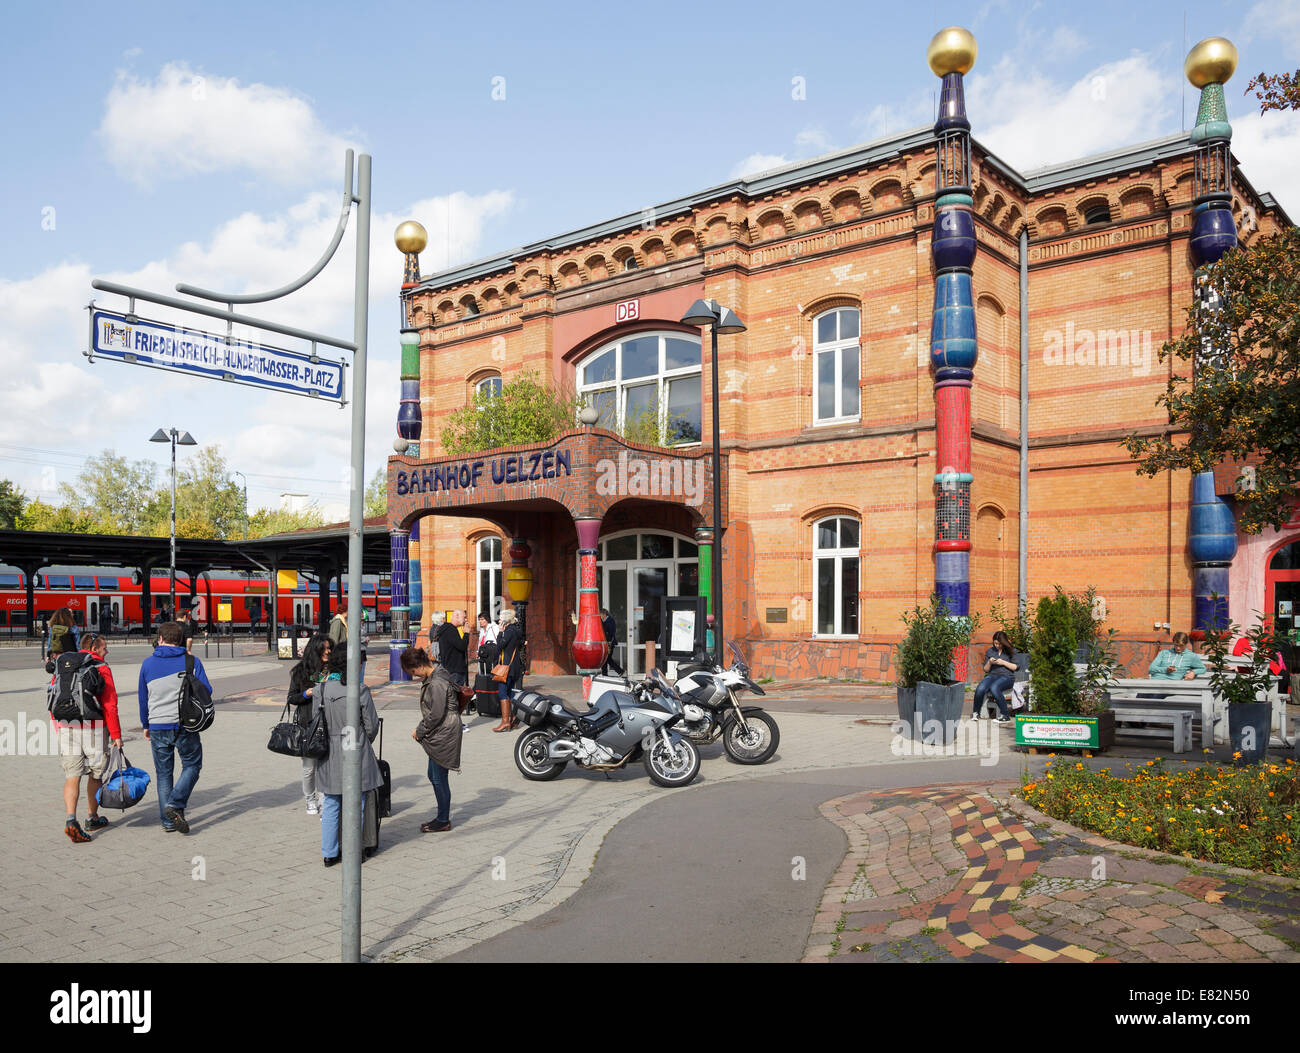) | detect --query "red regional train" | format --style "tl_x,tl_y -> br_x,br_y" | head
0,565 -> 390,635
